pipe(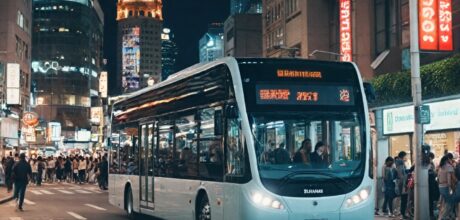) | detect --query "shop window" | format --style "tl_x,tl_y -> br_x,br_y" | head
198,107 -> 224,181
389,134 -> 411,165
119,125 -> 139,175
425,131 -> 460,164
175,115 -> 198,178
